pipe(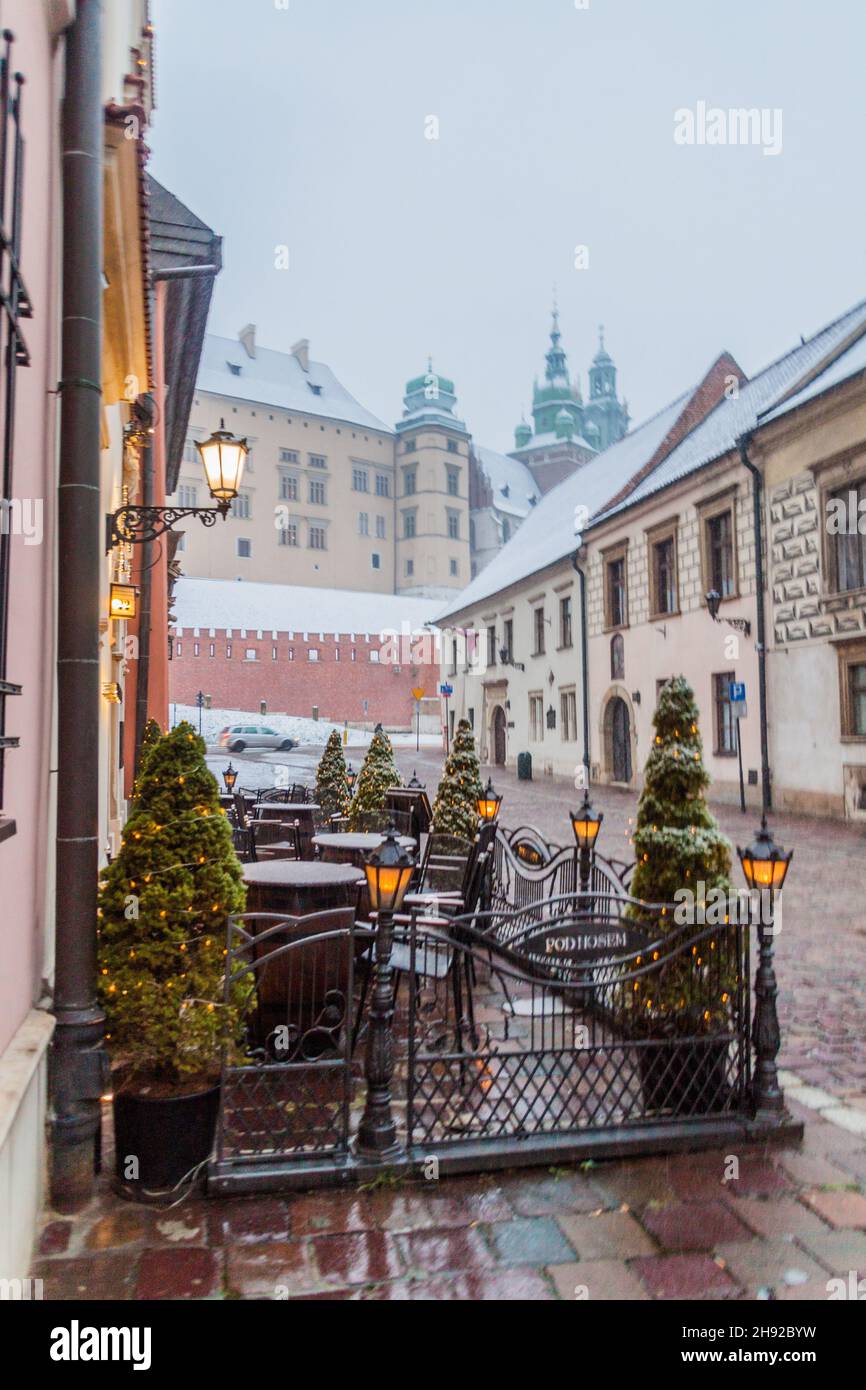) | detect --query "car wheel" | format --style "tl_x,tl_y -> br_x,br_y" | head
279,739 -> 294,750
230,740 -> 245,752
